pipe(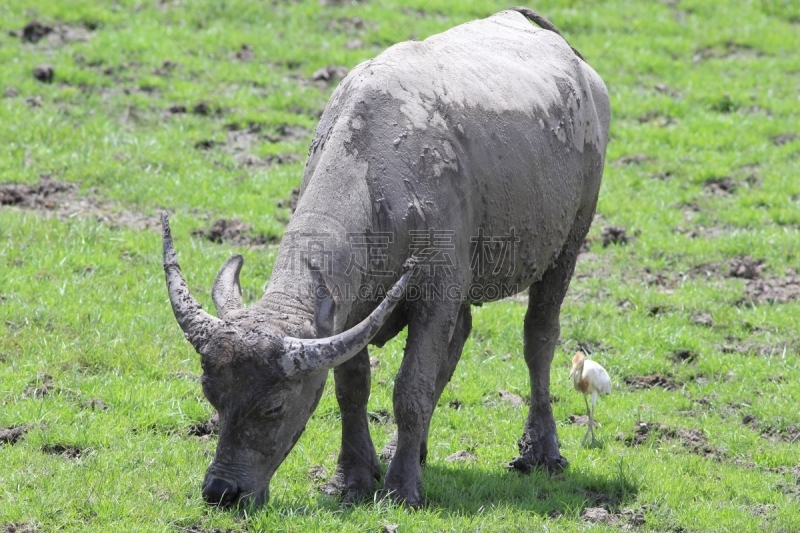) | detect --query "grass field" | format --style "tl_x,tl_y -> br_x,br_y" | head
1,0 -> 799,531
